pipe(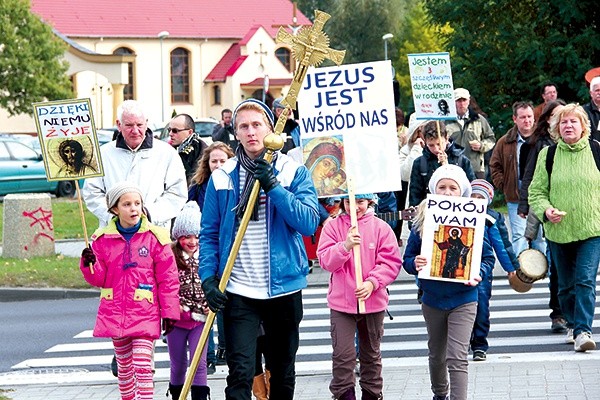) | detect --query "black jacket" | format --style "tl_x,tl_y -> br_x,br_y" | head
178,134 -> 208,183
517,135 -> 554,215
408,141 -> 476,207
211,124 -> 237,151
583,101 -> 600,142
